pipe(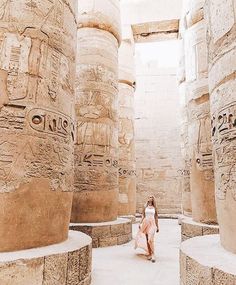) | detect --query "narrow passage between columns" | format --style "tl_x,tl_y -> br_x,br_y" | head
91,219 -> 181,285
